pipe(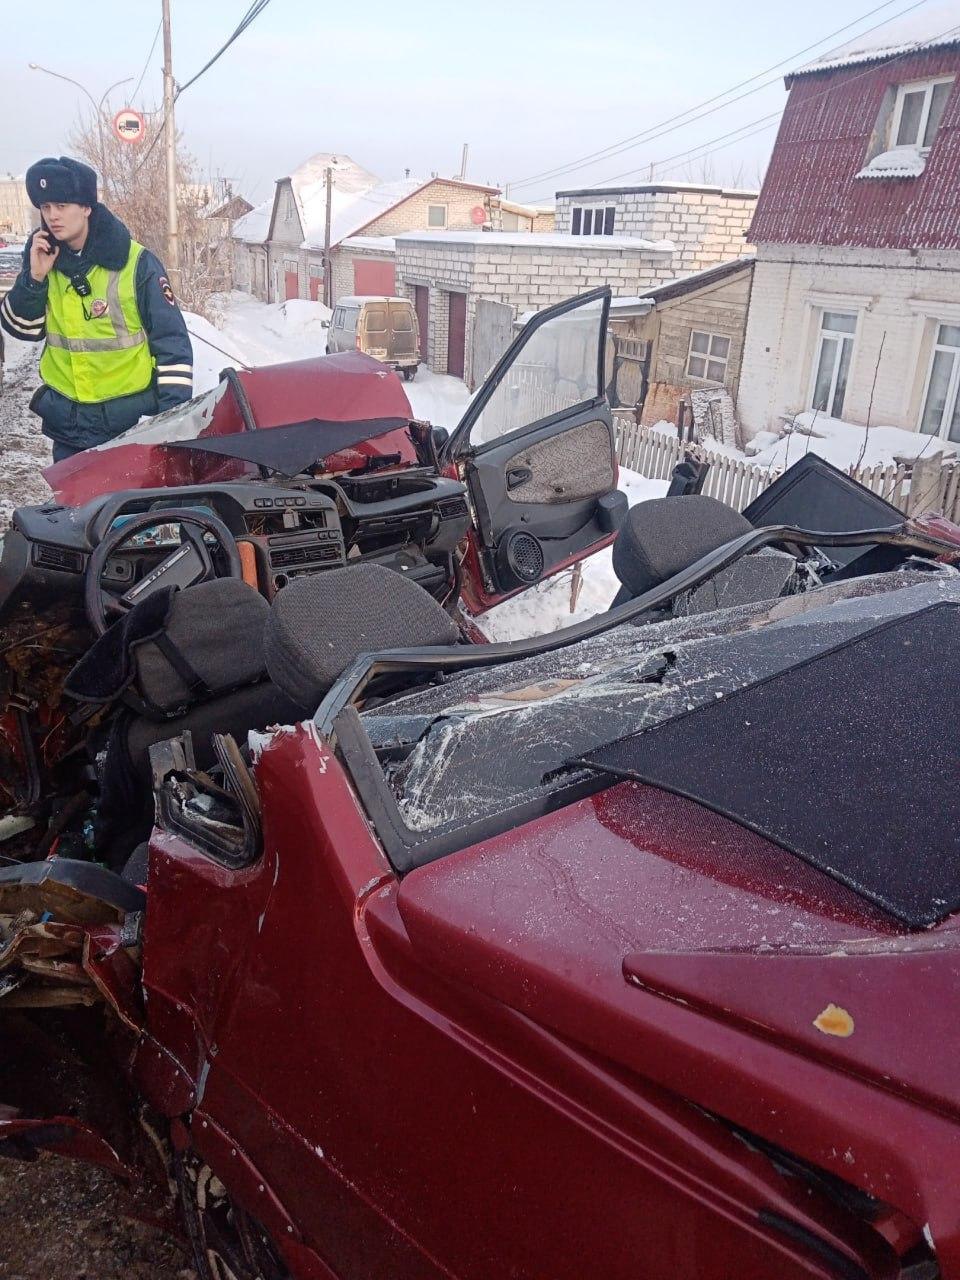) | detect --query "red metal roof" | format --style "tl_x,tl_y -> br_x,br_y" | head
749,46 -> 960,250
